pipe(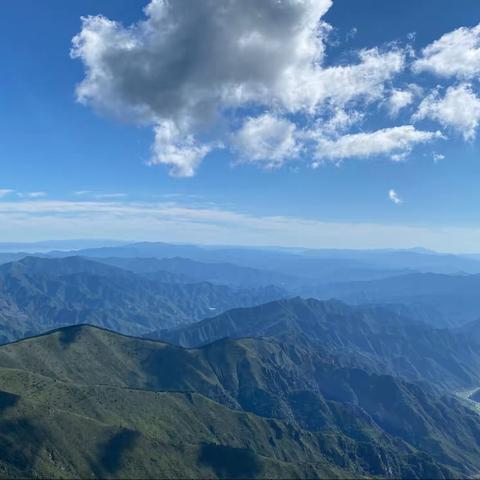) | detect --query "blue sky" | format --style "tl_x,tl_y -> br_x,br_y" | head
1,0 -> 480,251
